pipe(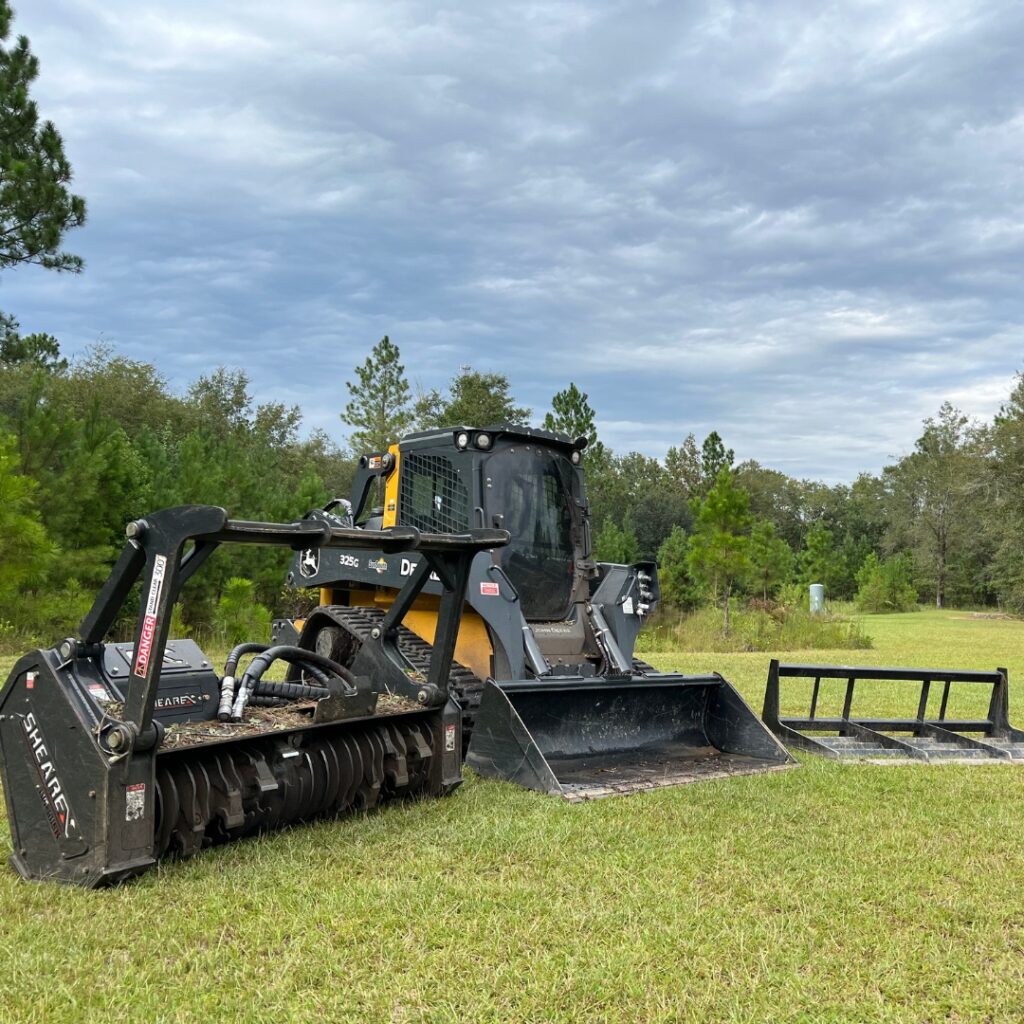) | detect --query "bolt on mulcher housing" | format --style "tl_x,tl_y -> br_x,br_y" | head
0,504 -> 507,887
